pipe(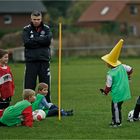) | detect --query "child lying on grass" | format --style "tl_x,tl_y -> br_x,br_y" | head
0,89 -> 36,127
